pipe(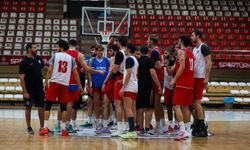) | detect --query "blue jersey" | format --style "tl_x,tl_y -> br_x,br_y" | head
91,57 -> 109,88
